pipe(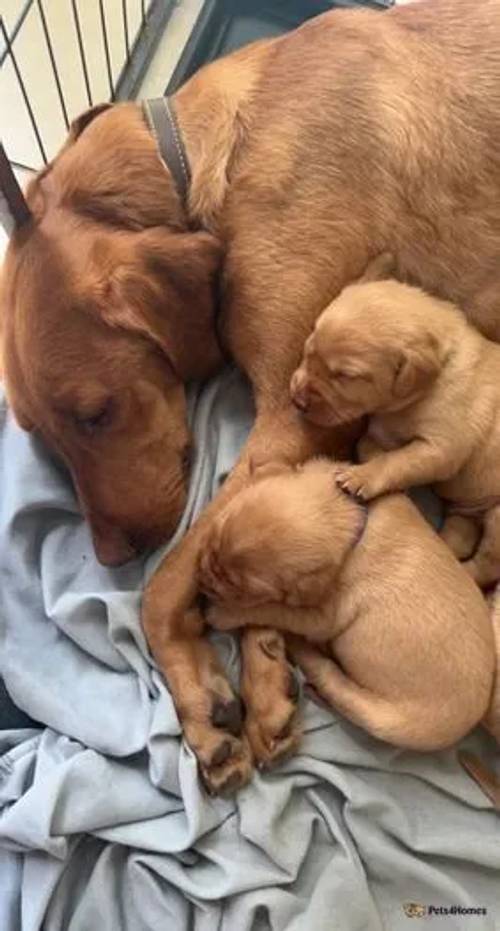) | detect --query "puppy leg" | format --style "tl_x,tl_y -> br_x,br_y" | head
145,602 -> 252,796
440,514 -> 481,561
241,628 -> 301,771
336,439 -> 459,501
463,507 -> 500,588
287,638 -> 459,750
207,602 -> 330,769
